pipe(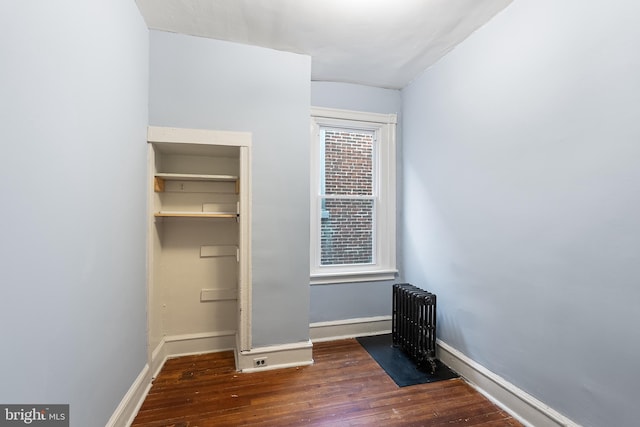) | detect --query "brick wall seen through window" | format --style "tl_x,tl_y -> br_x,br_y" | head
320,130 -> 374,265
